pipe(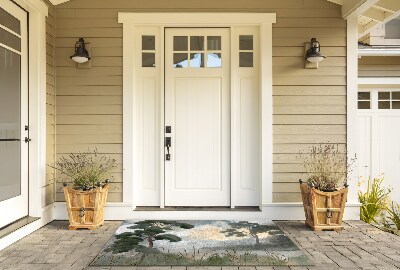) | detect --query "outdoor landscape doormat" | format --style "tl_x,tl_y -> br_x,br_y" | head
91,220 -> 312,266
